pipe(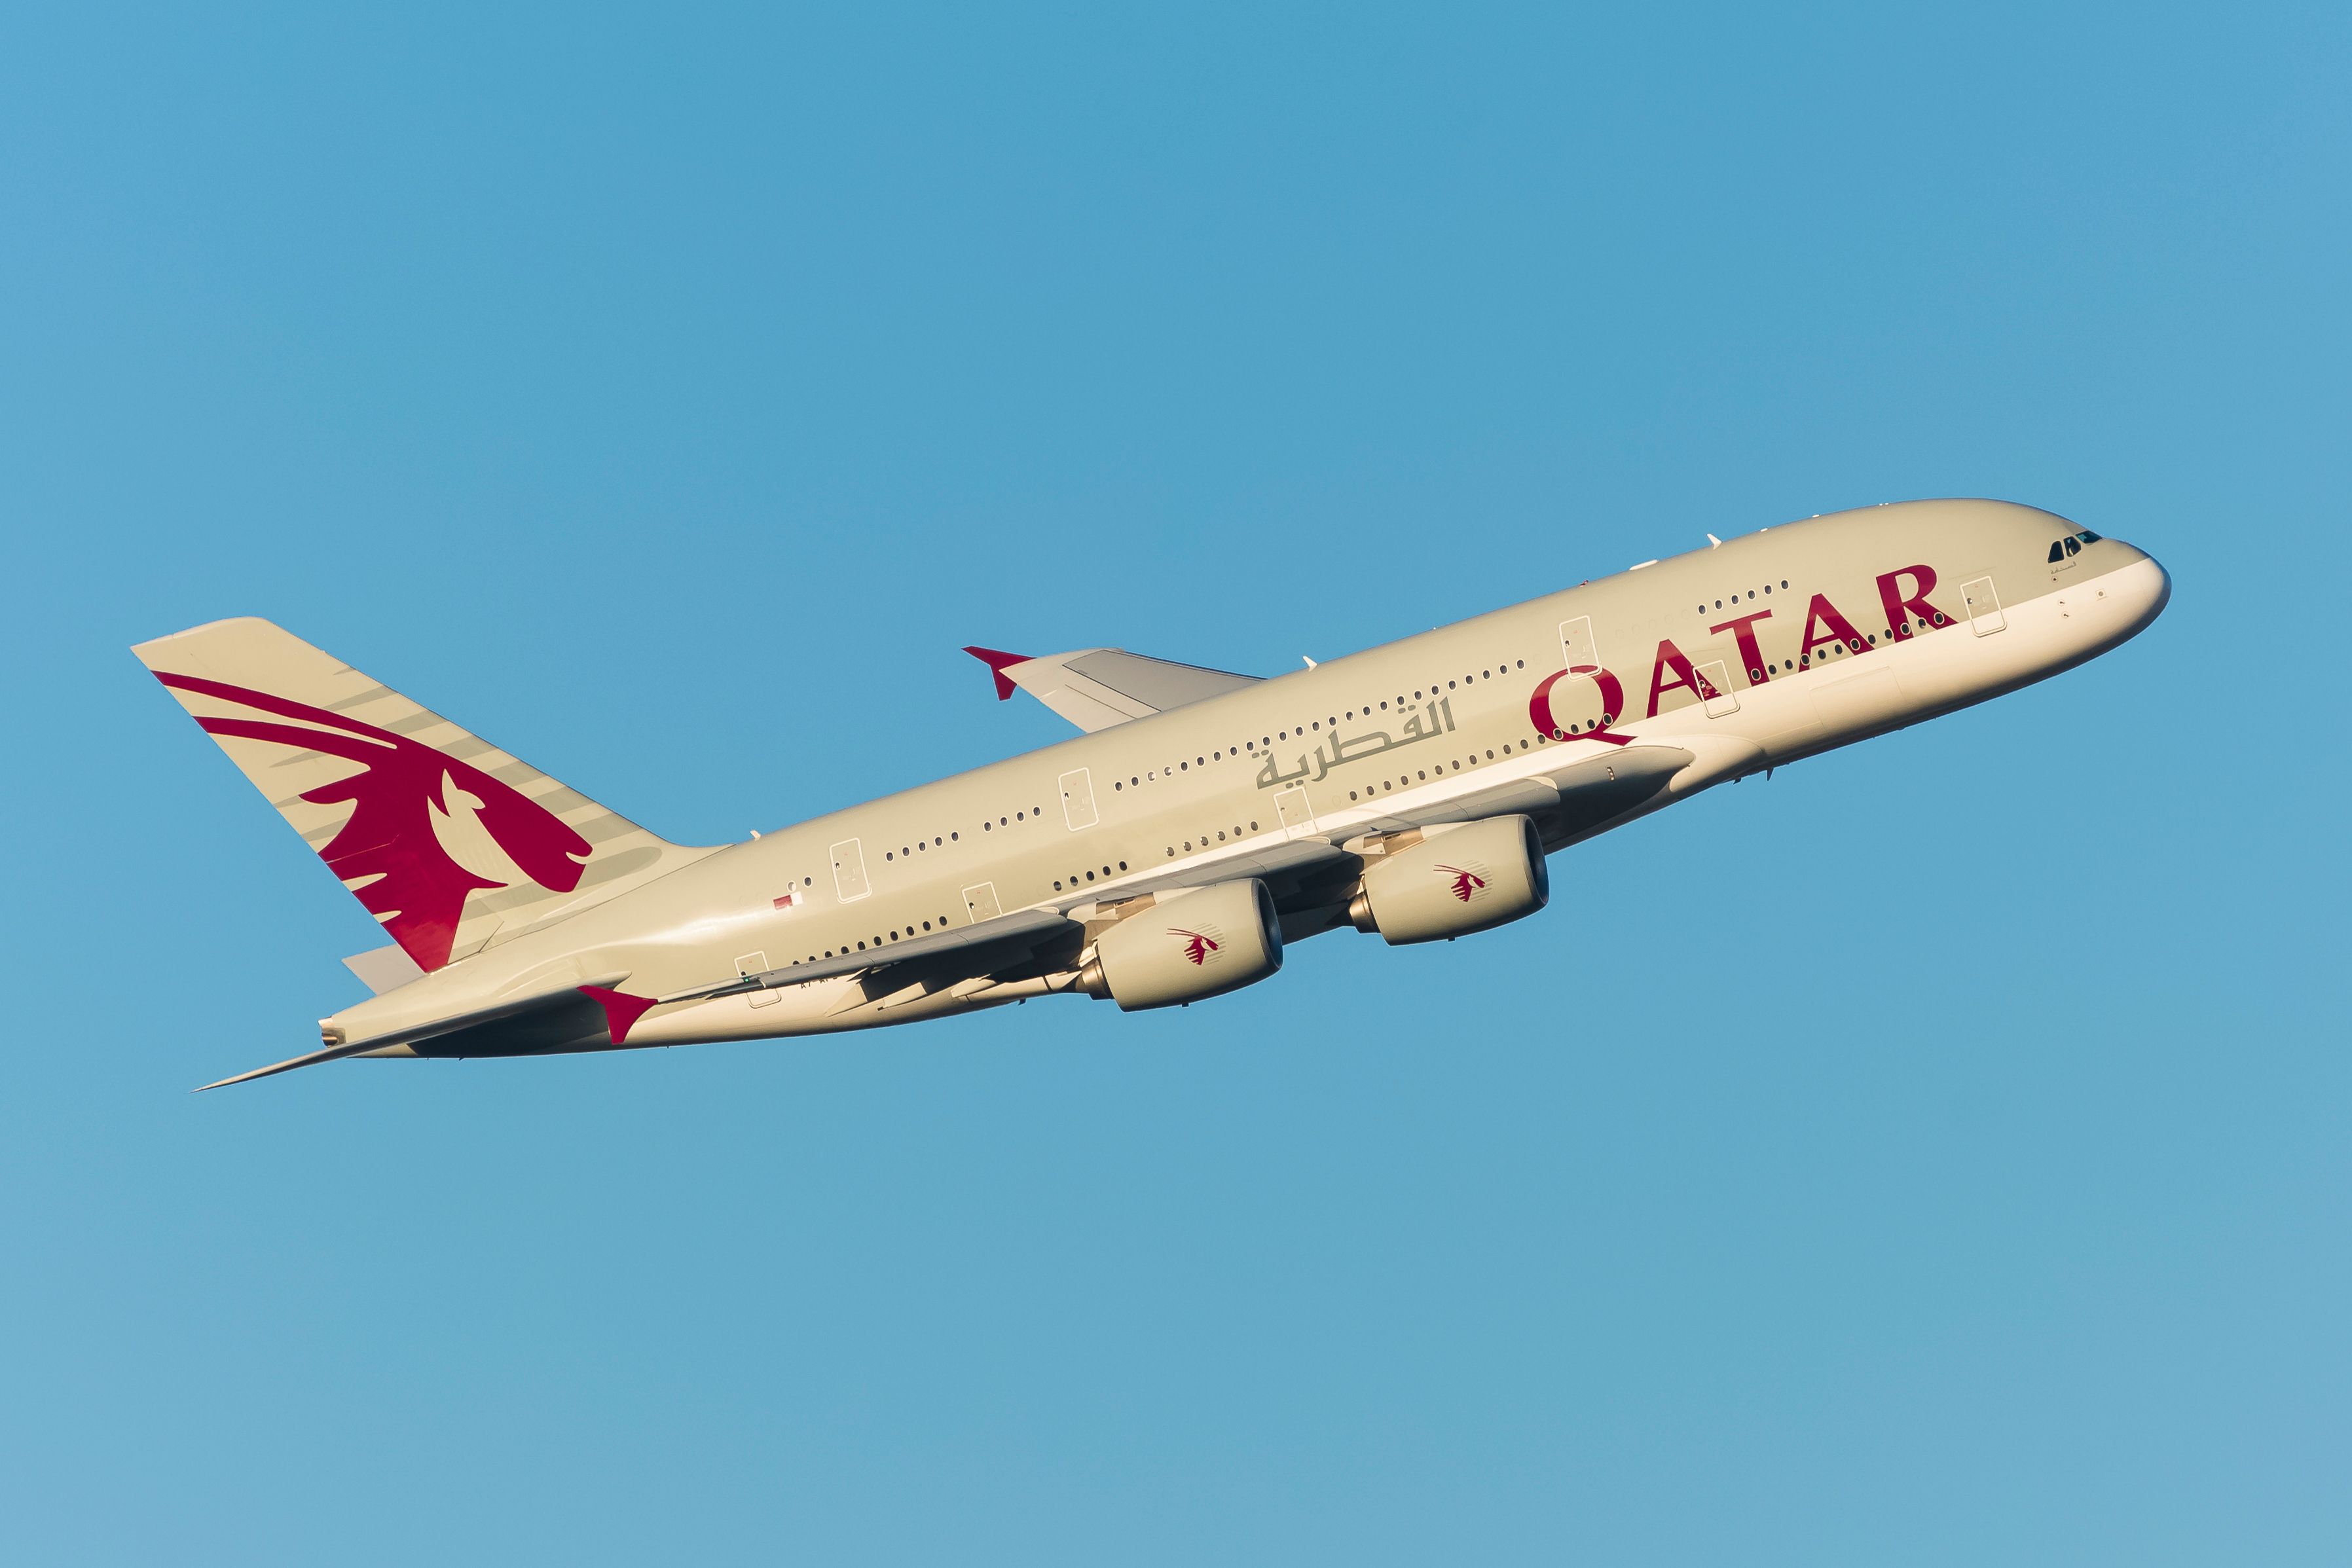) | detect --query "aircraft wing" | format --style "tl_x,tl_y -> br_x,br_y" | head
682,739 -> 1738,1015
665,907 -> 1085,1005
963,646 -> 1262,731
1337,738 -> 1763,847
